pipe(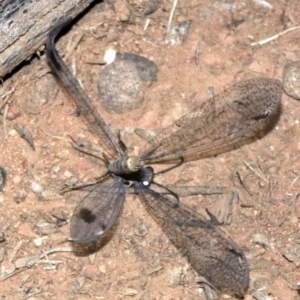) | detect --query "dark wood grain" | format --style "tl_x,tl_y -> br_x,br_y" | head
0,0 -> 96,78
